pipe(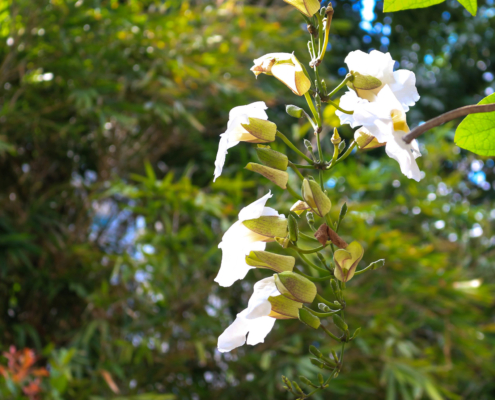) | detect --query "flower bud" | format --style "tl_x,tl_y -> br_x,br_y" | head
290,200 -> 311,216
309,345 -> 322,358
354,128 -> 385,150
318,373 -> 324,385
310,358 -> 325,369
333,241 -> 364,283
330,279 -> 341,300
283,0 -> 321,17
251,53 -> 311,96
275,236 -> 290,248
288,214 -> 299,242
332,314 -> 348,332
274,272 -> 317,304
255,147 -> 288,170
330,128 -> 342,146
245,251 -> 295,273
299,376 -> 317,388
306,211 -> 315,225
303,139 -> 314,153
245,162 -> 289,189
286,104 -> 303,119
351,327 -> 361,340
242,216 -> 288,240
302,179 -> 332,217
268,294 -> 302,319
299,308 -> 321,329
292,381 -> 304,395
